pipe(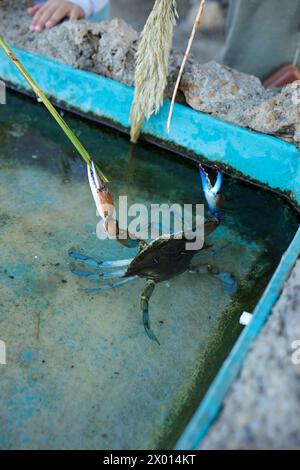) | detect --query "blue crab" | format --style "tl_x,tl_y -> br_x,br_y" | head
69,162 -> 236,344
